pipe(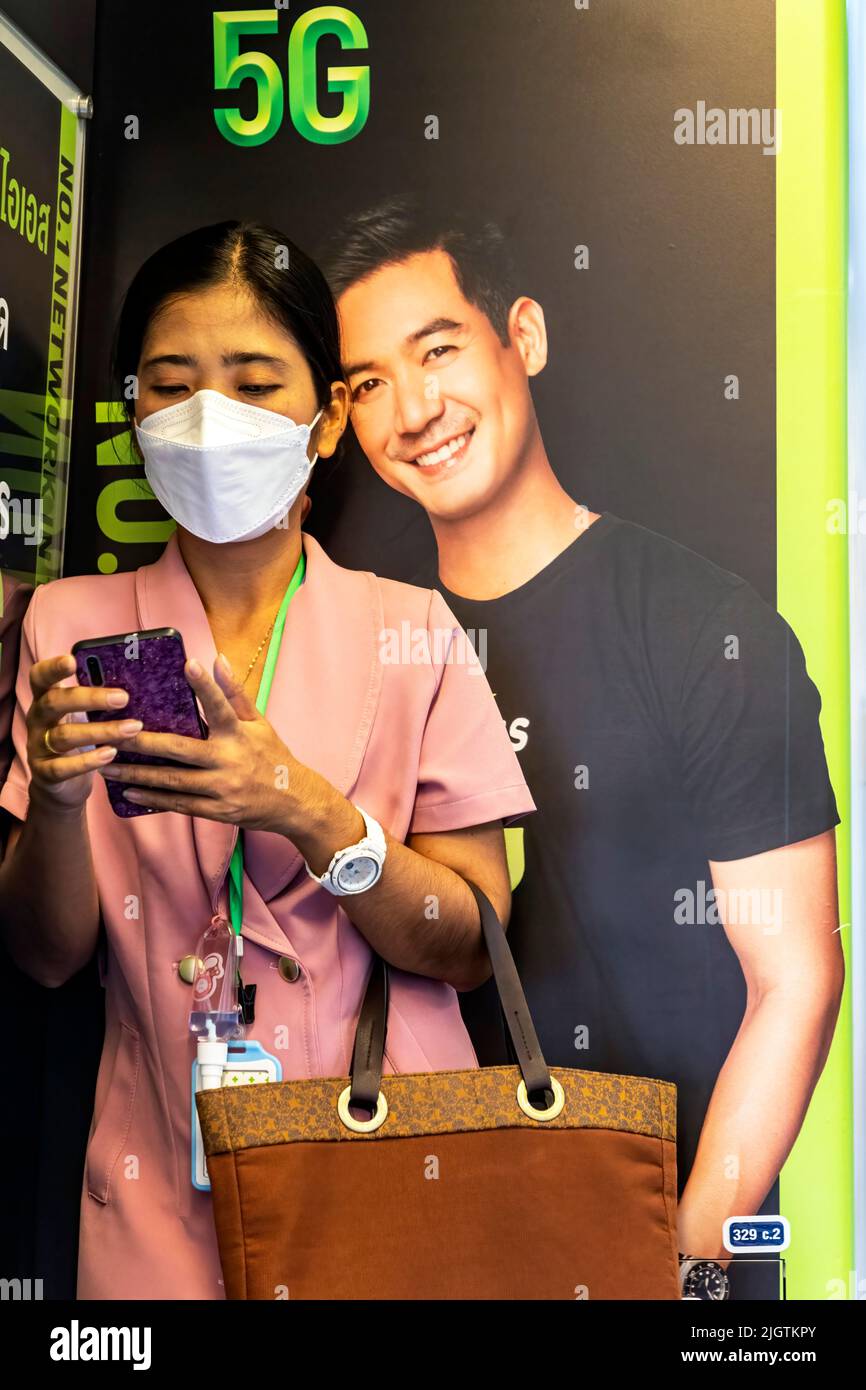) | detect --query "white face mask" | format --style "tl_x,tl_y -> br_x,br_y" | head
135,389 -> 324,543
